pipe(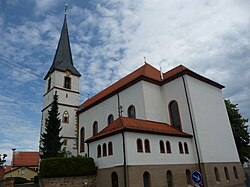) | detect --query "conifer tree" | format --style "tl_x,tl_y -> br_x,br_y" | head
225,99 -> 250,163
40,94 -> 63,159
